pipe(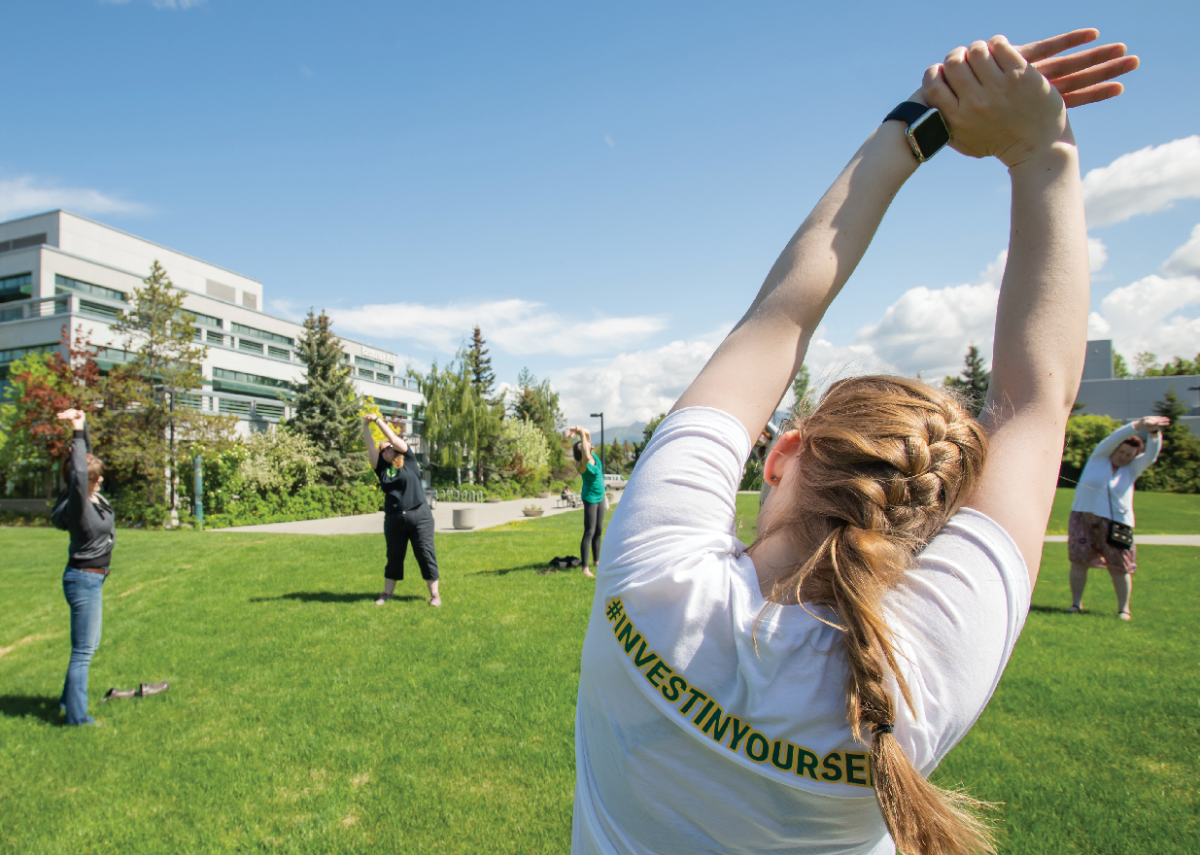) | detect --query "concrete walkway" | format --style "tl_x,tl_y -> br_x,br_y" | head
1044,534 -> 1200,546
208,495 -> 599,535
